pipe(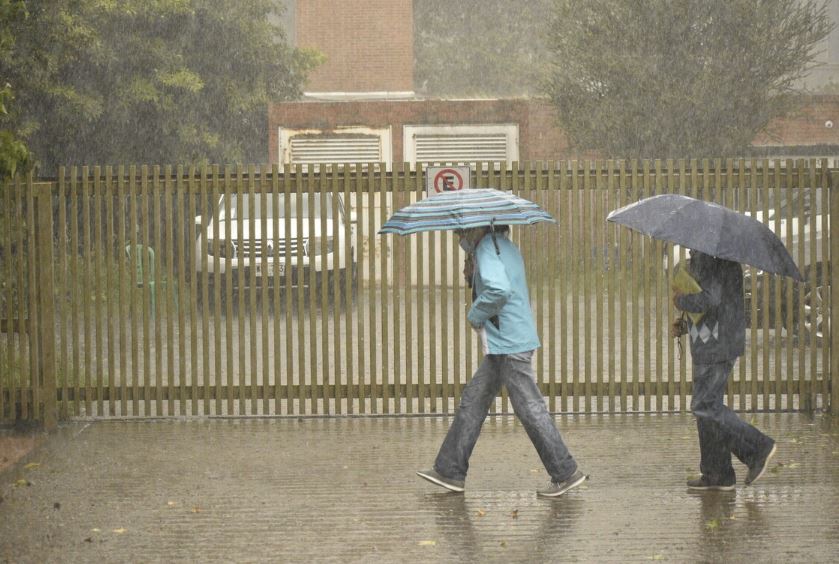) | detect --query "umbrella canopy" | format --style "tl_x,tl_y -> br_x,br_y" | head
606,194 -> 804,281
378,188 -> 555,235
